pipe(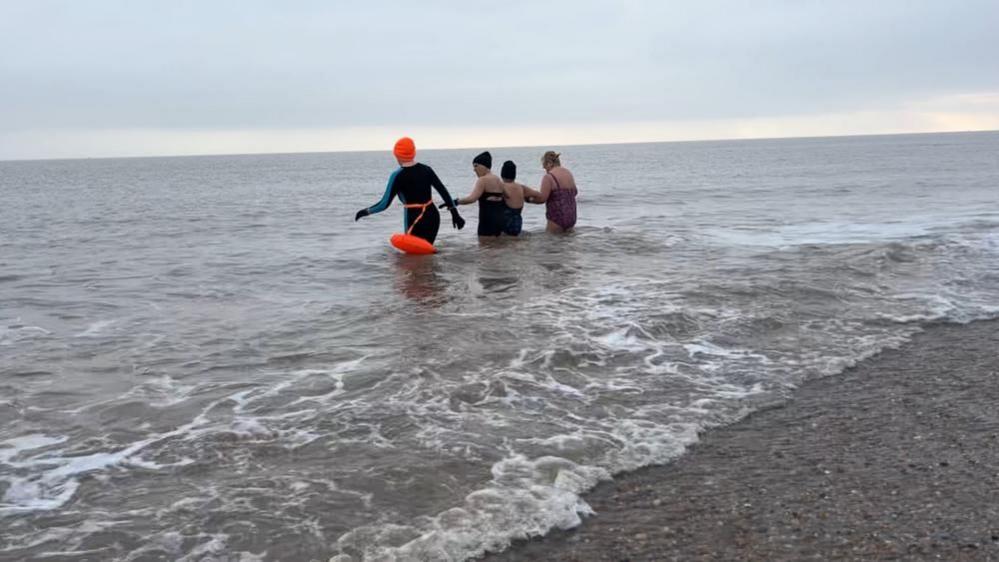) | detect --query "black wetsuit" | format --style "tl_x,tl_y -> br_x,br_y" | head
477,192 -> 509,236
365,163 -> 457,243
